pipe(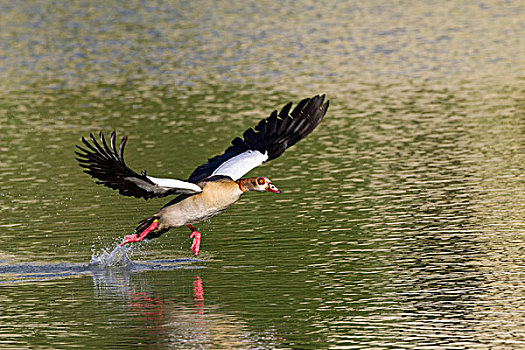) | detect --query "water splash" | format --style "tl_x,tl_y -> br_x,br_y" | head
0,242 -> 202,284
90,244 -> 133,268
